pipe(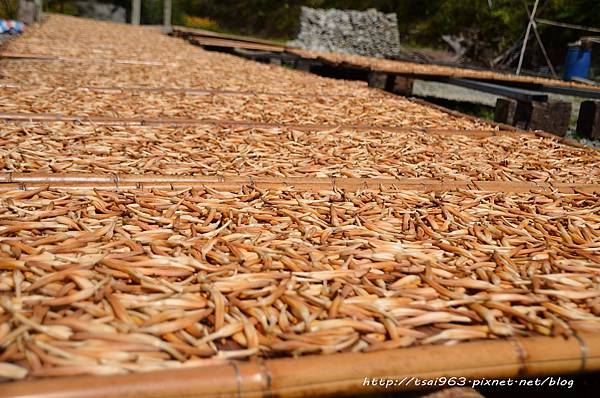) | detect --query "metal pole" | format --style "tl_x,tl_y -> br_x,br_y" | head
516,0 -> 540,75
163,0 -> 172,33
531,20 -> 557,78
132,0 -> 141,25
522,1 -> 557,78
